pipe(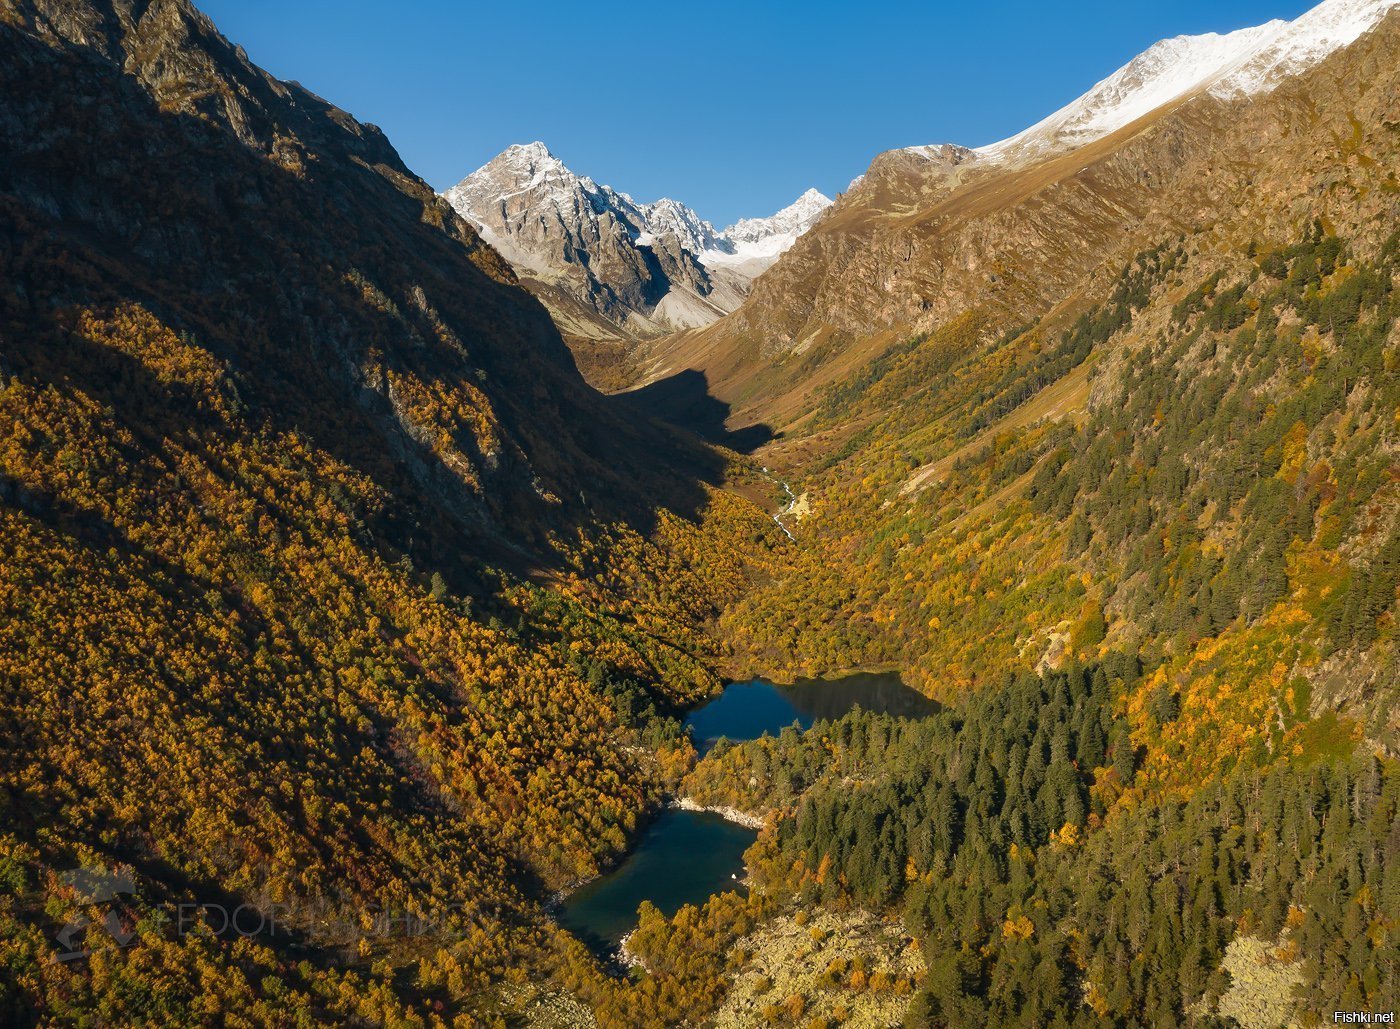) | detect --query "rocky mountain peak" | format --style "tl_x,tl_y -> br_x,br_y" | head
638,197 -> 725,255
442,146 -> 832,340
510,140 -> 552,159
